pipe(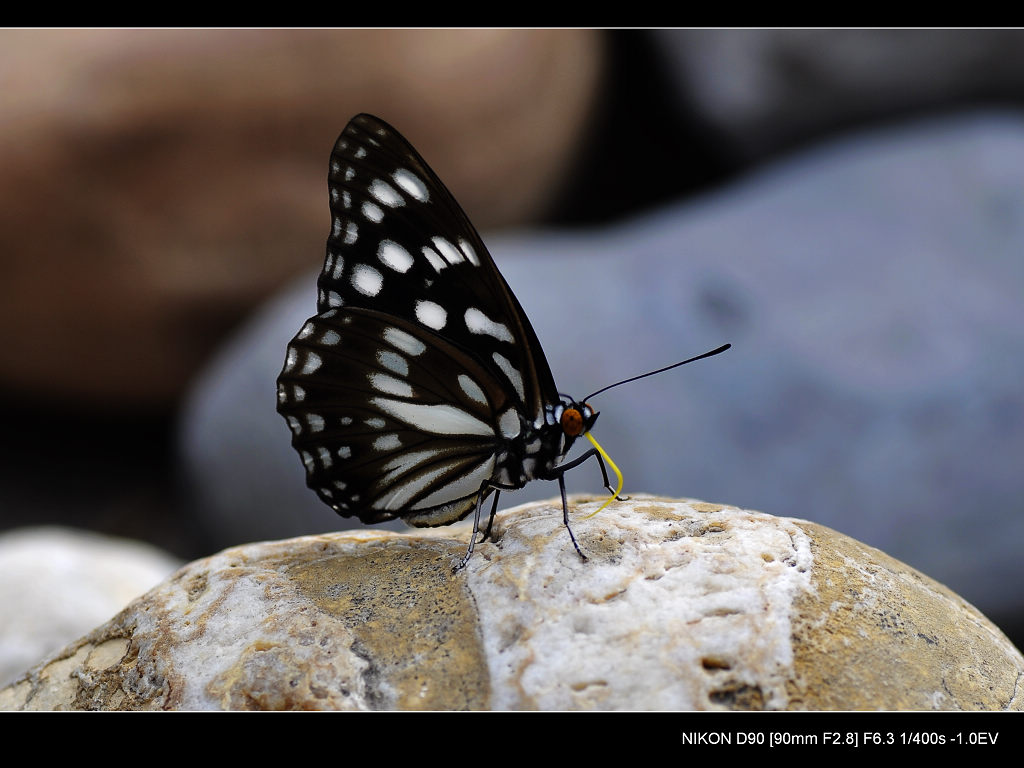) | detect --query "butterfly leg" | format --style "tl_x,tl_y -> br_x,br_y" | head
580,448 -> 629,501
455,481 -> 520,571
557,472 -> 588,562
455,486 -> 490,571
549,448 -> 627,500
481,490 -> 502,543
